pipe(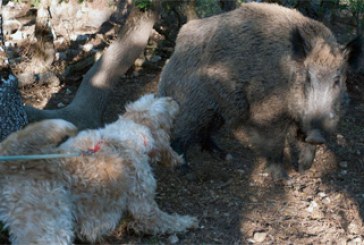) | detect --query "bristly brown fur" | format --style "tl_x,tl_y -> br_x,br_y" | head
158,2 -> 361,179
